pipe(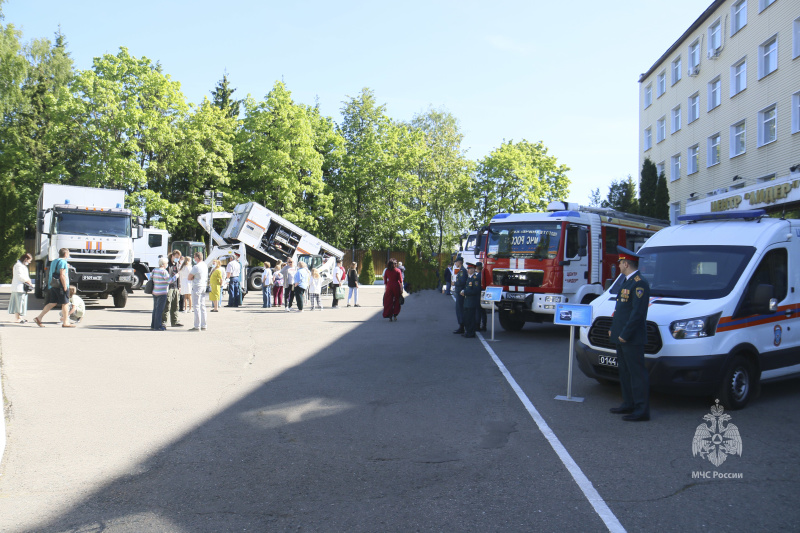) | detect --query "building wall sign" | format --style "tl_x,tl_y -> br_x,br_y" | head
687,175 -> 800,215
